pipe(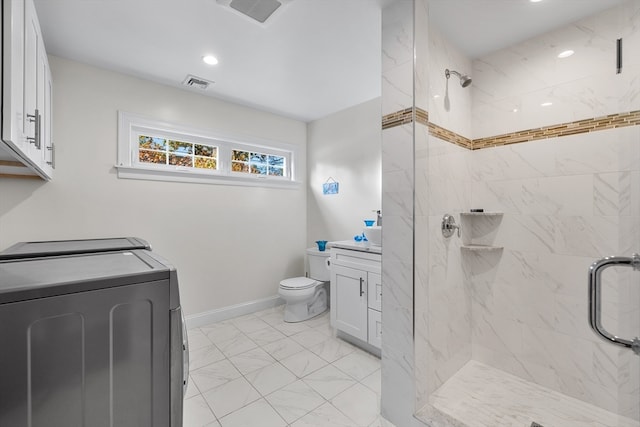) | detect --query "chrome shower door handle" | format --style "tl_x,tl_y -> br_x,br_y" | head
588,253 -> 640,356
